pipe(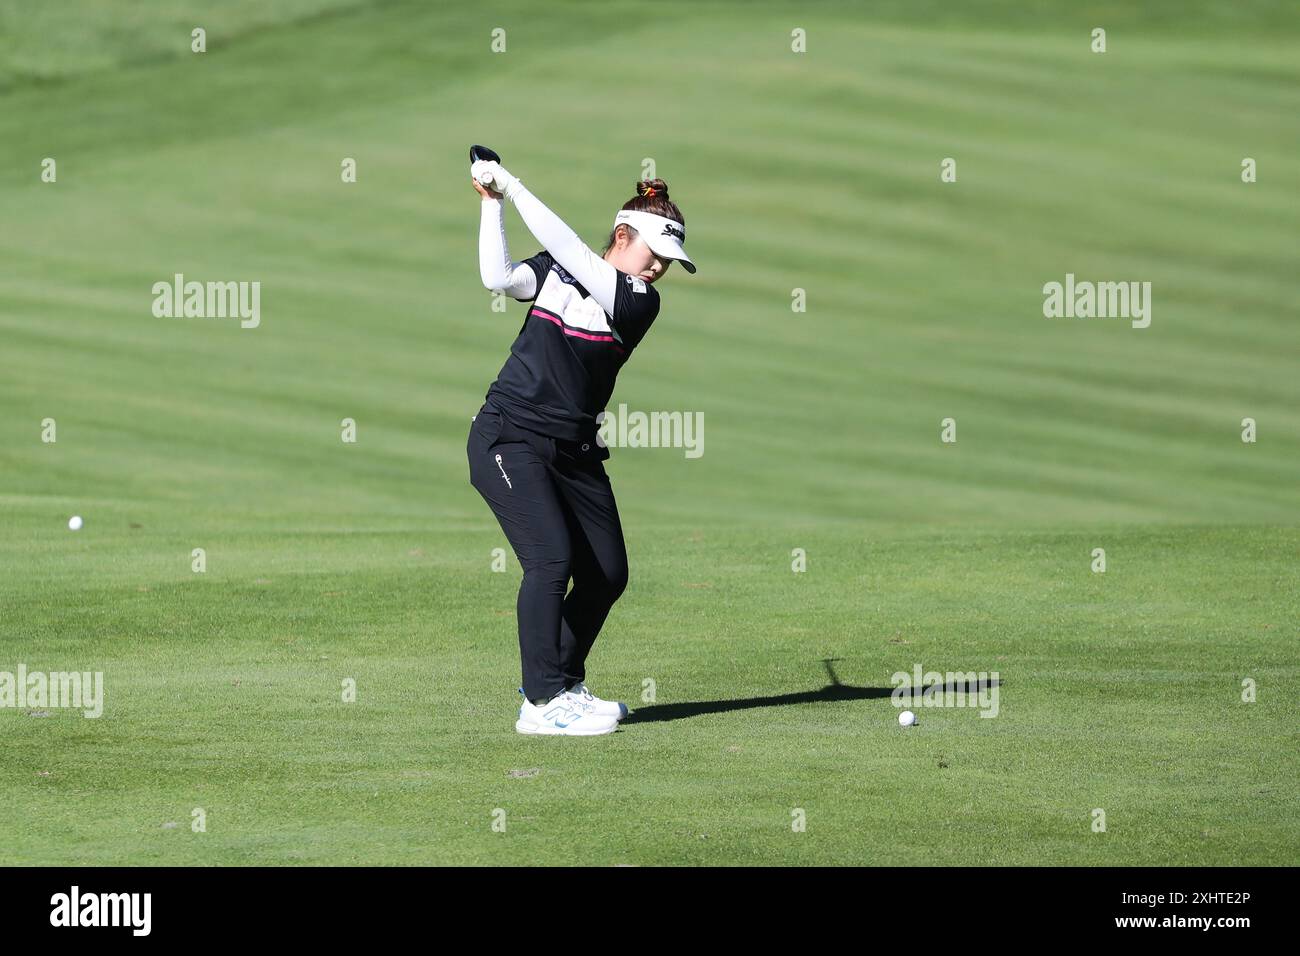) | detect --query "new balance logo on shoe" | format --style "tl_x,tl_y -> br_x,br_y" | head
543,704 -> 574,727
